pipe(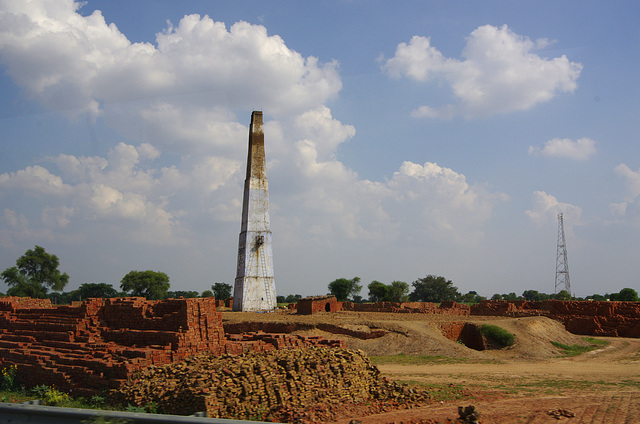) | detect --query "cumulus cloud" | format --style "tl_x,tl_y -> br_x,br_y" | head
0,0 -> 508,291
610,164 -> 640,220
385,161 -> 506,243
0,143 -> 191,245
0,1 -> 341,120
382,25 -> 582,118
525,190 -> 582,227
528,137 -> 596,160
0,165 -> 72,196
